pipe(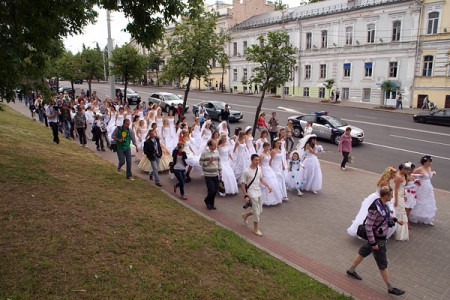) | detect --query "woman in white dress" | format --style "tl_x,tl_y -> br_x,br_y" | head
260,142 -> 283,206
181,130 -> 202,182
161,118 -> 176,152
255,130 -> 269,155
106,106 -> 118,142
347,166 -> 398,239
135,119 -> 148,160
217,135 -> 239,196
270,139 -> 288,201
167,111 -> 178,147
299,134 -> 323,194
233,132 -> 250,182
394,162 -> 411,241
245,126 -> 256,155
155,108 -> 163,138
410,156 -> 437,225
218,121 -> 229,137
200,120 -> 213,151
